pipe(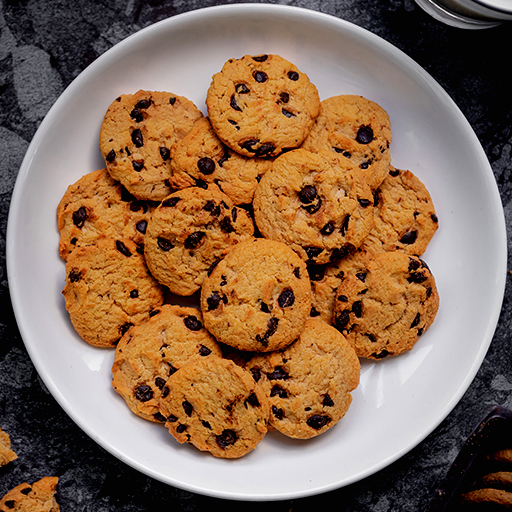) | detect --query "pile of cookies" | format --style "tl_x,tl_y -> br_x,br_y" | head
57,53 -> 439,458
